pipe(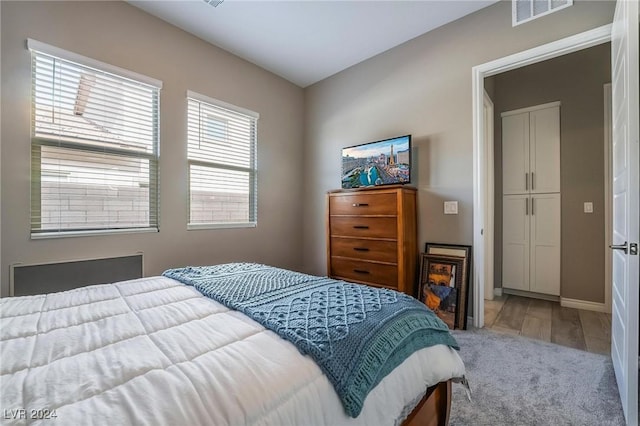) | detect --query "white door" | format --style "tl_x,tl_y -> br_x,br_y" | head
610,0 -> 639,424
502,112 -> 530,195
530,106 -> 561,194
502,194 -> 530,291
529,193 -> 561,296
